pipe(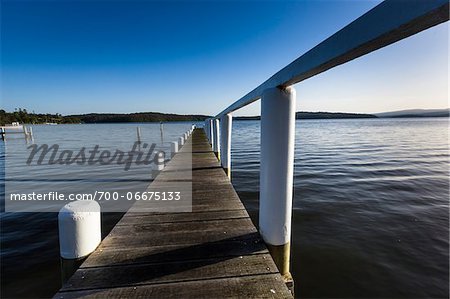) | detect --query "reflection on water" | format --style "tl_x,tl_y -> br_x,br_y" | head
0,118 -> 449,298
232,118 -> 449,298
